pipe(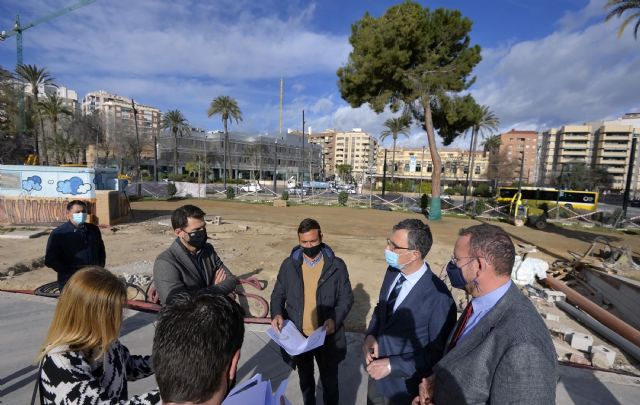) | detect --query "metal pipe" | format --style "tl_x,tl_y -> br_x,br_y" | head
556,300 -> 640,362
544,276 -> 640,347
